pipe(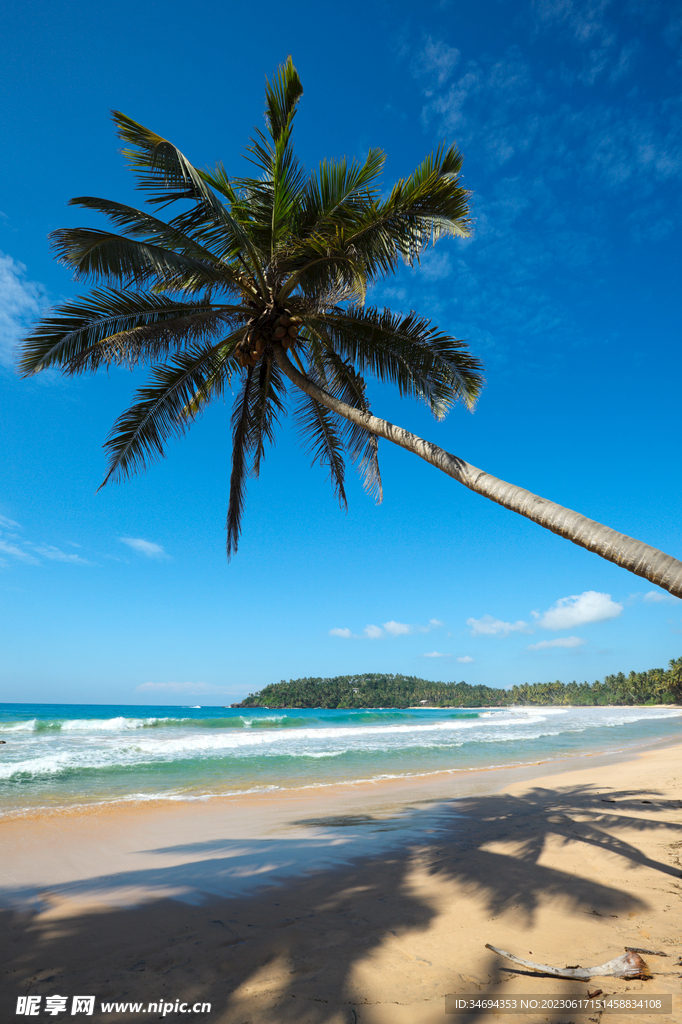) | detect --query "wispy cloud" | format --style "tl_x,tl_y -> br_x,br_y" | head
534,590 -> 622,629
644,590 -> 679,604
528,636 -> 585,650
364,624 -> 384,639
467,614 -> 532,636
401,17 -> 682,378
32,545 -> 93,564
419,250 -> 454,281
383,620 -> 412,637
0,517 -> 93,567
457,655 -> 475,663
531,0 -> 613,47
0,252 -> 47,368
410,36 -> 460,89
423,651 -> 451,658
0,539 -> 40,566
329,618 -> 444,640
135,681 -> 230,696
119,537 -> 170,560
